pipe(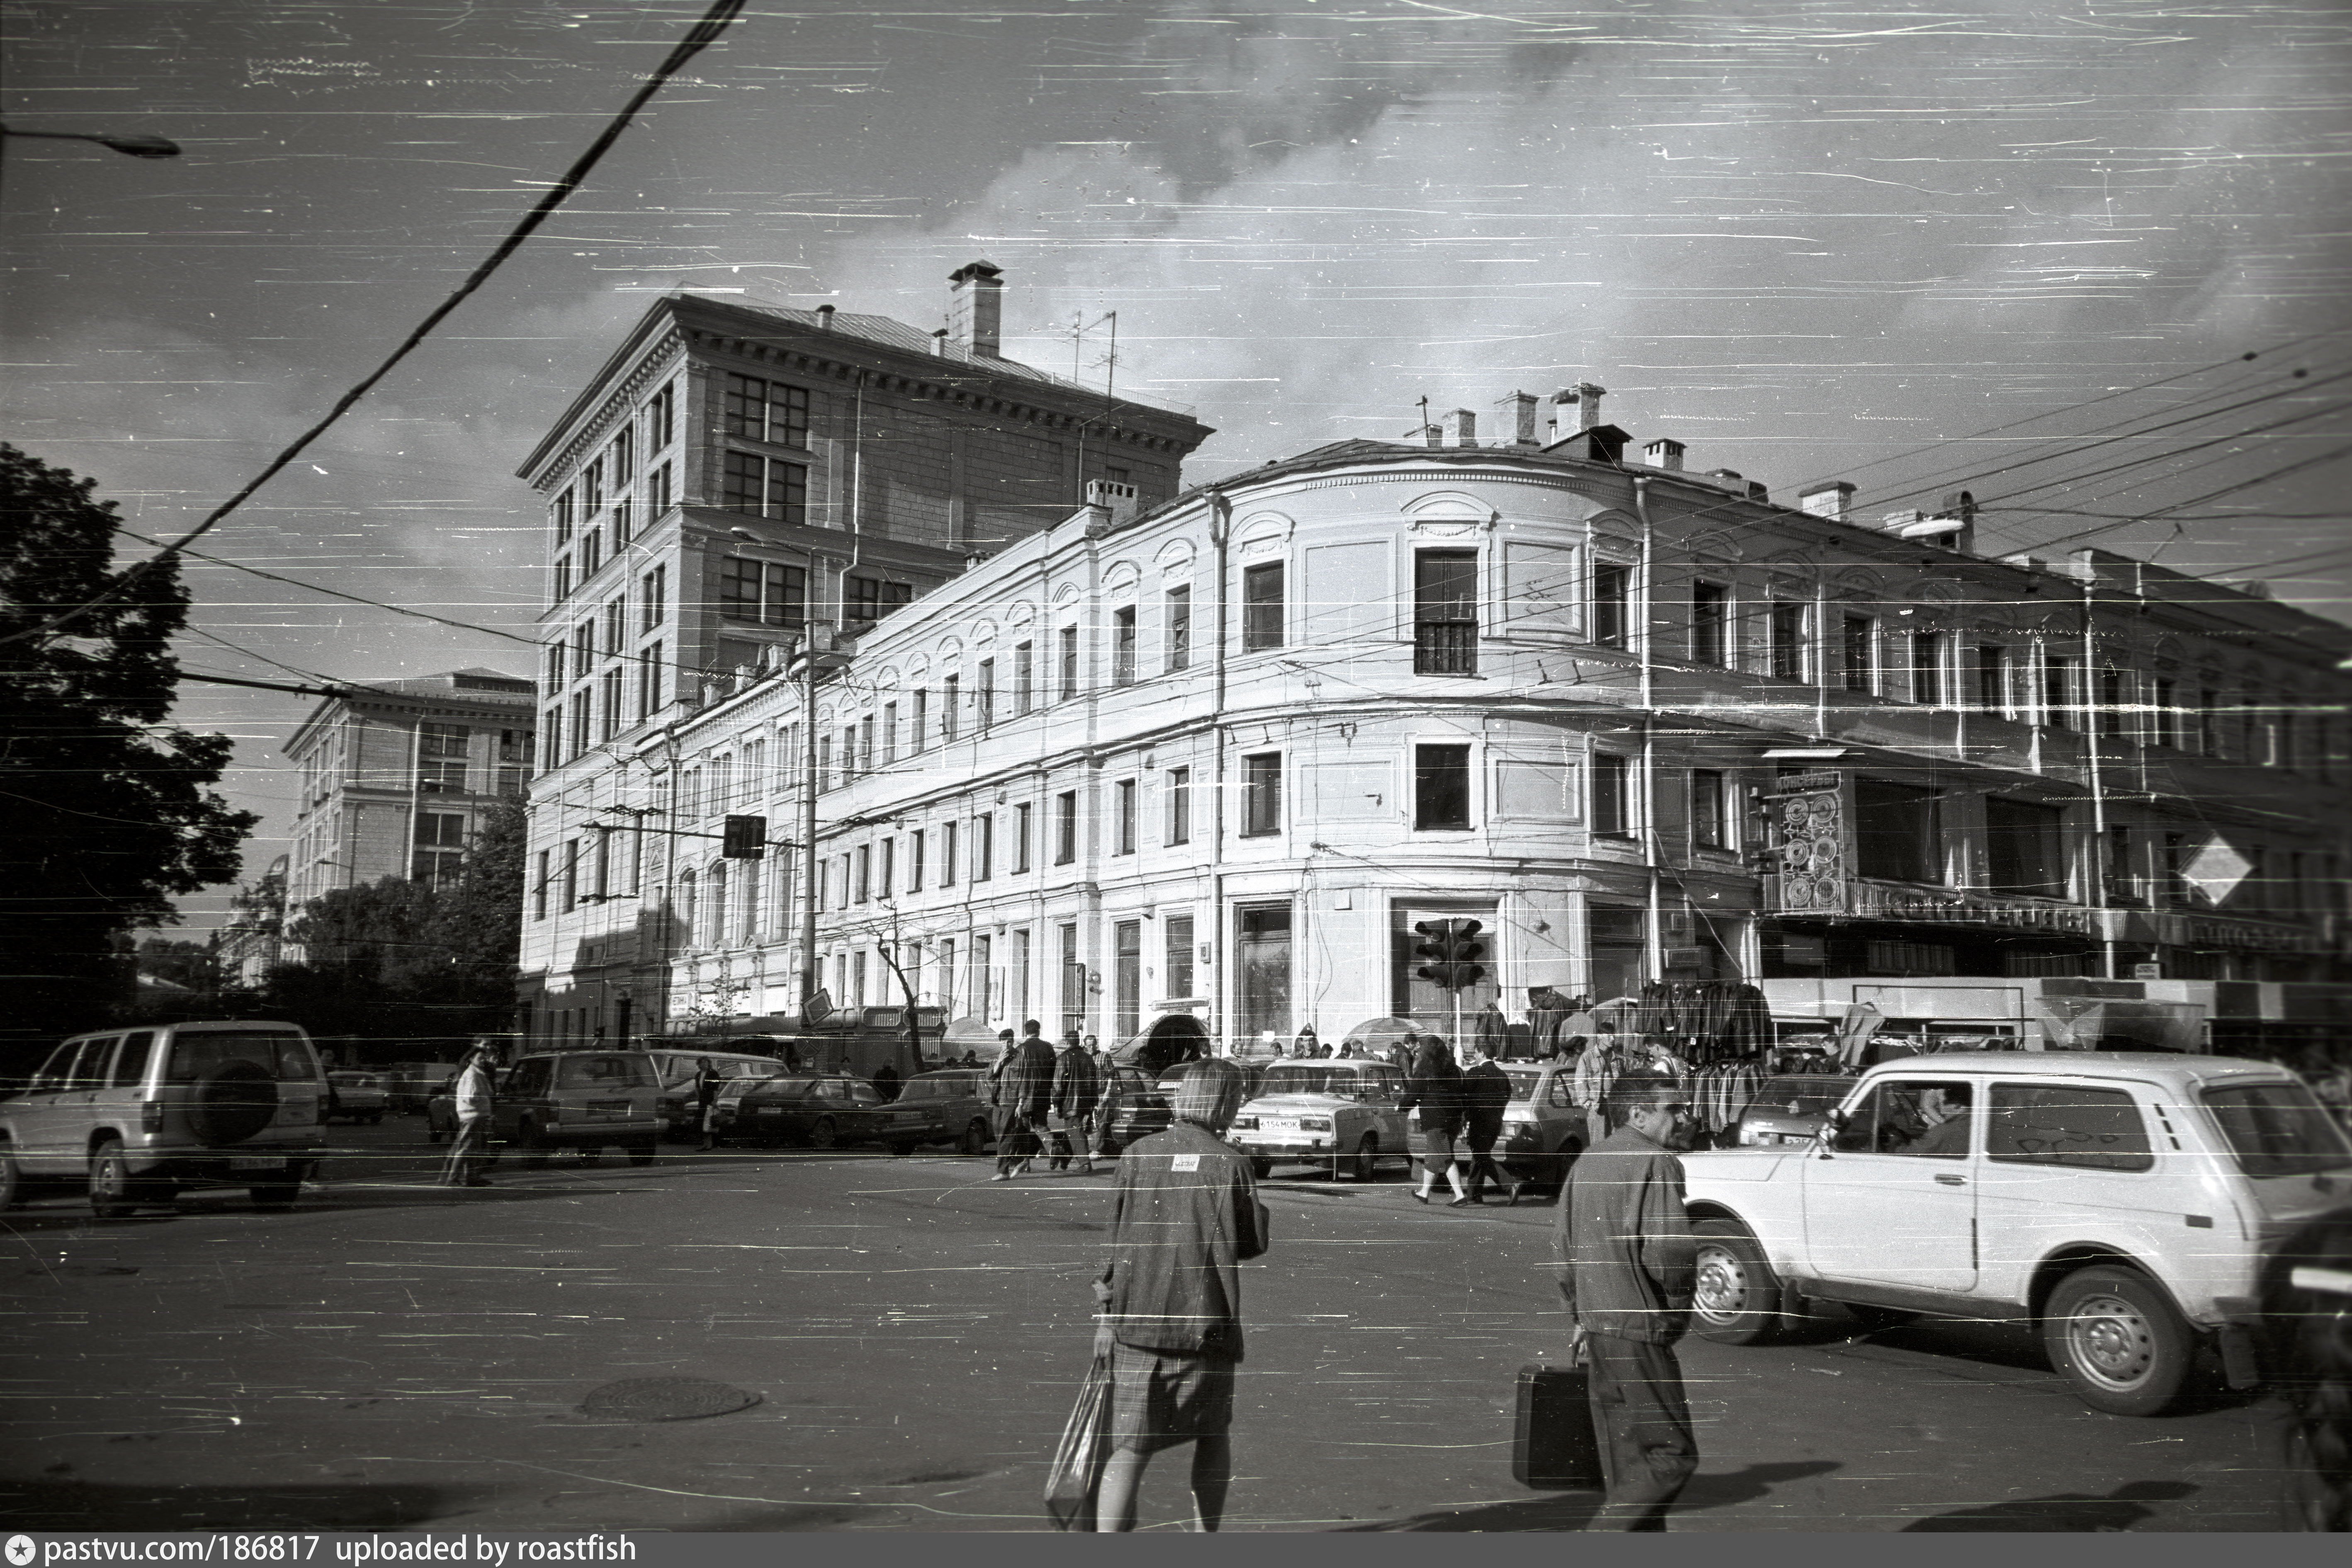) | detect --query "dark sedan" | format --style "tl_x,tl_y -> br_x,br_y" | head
888,1068 -> 995,1154
712,1073 -> 940,1154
